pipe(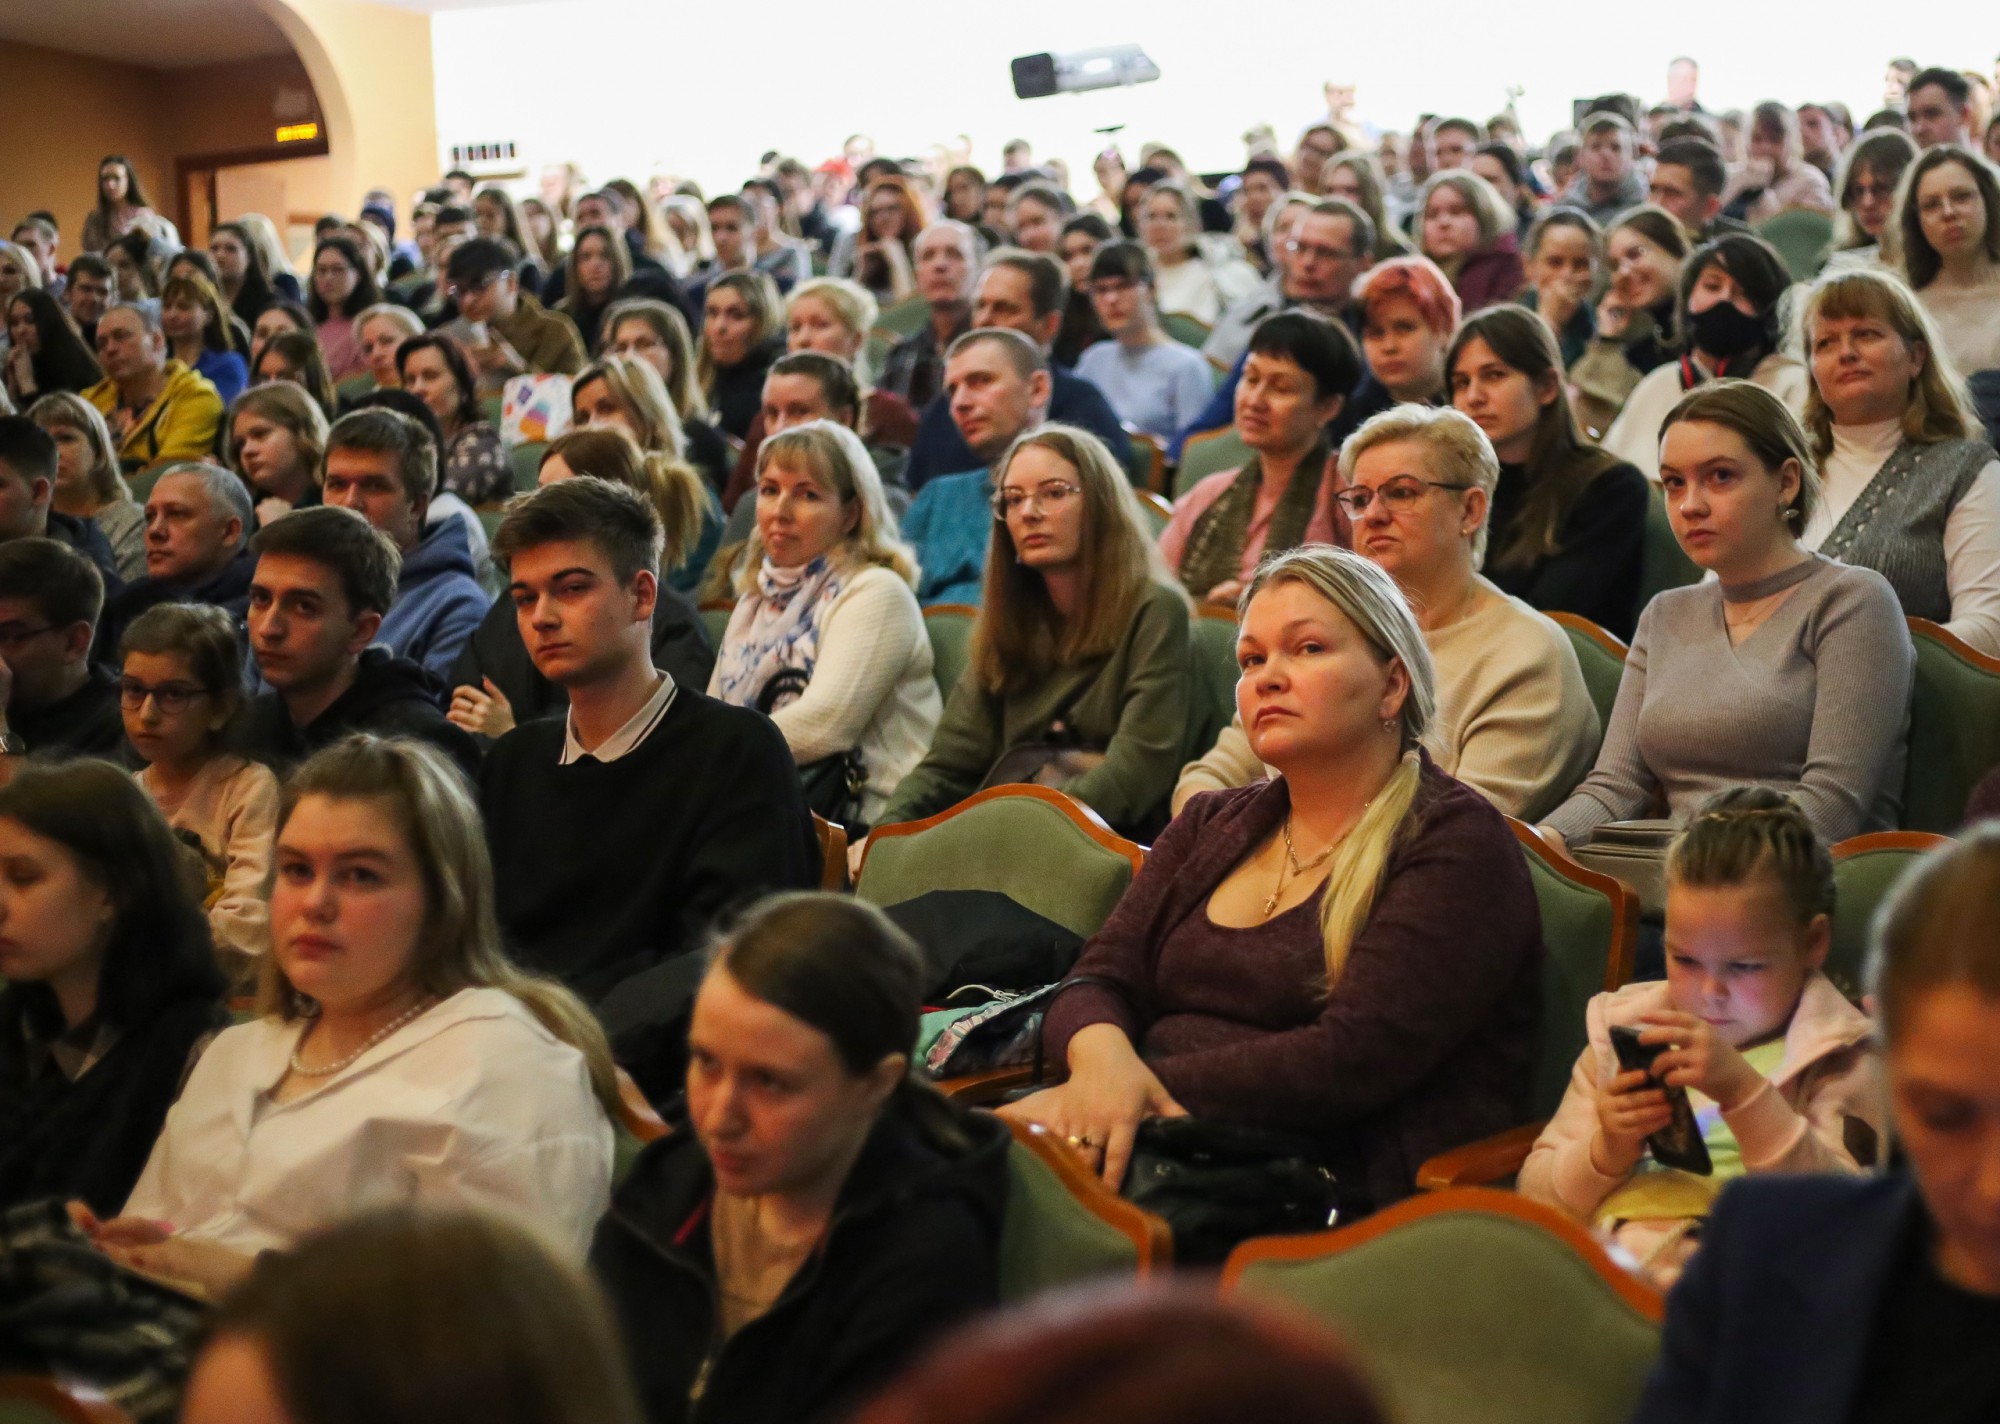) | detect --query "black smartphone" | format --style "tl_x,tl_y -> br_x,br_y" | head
1608,1024 -> 1713,1175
